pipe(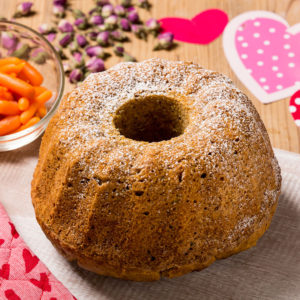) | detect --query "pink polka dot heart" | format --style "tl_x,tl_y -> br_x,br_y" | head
223,11 -> 300,103
289,90 -> 300,127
